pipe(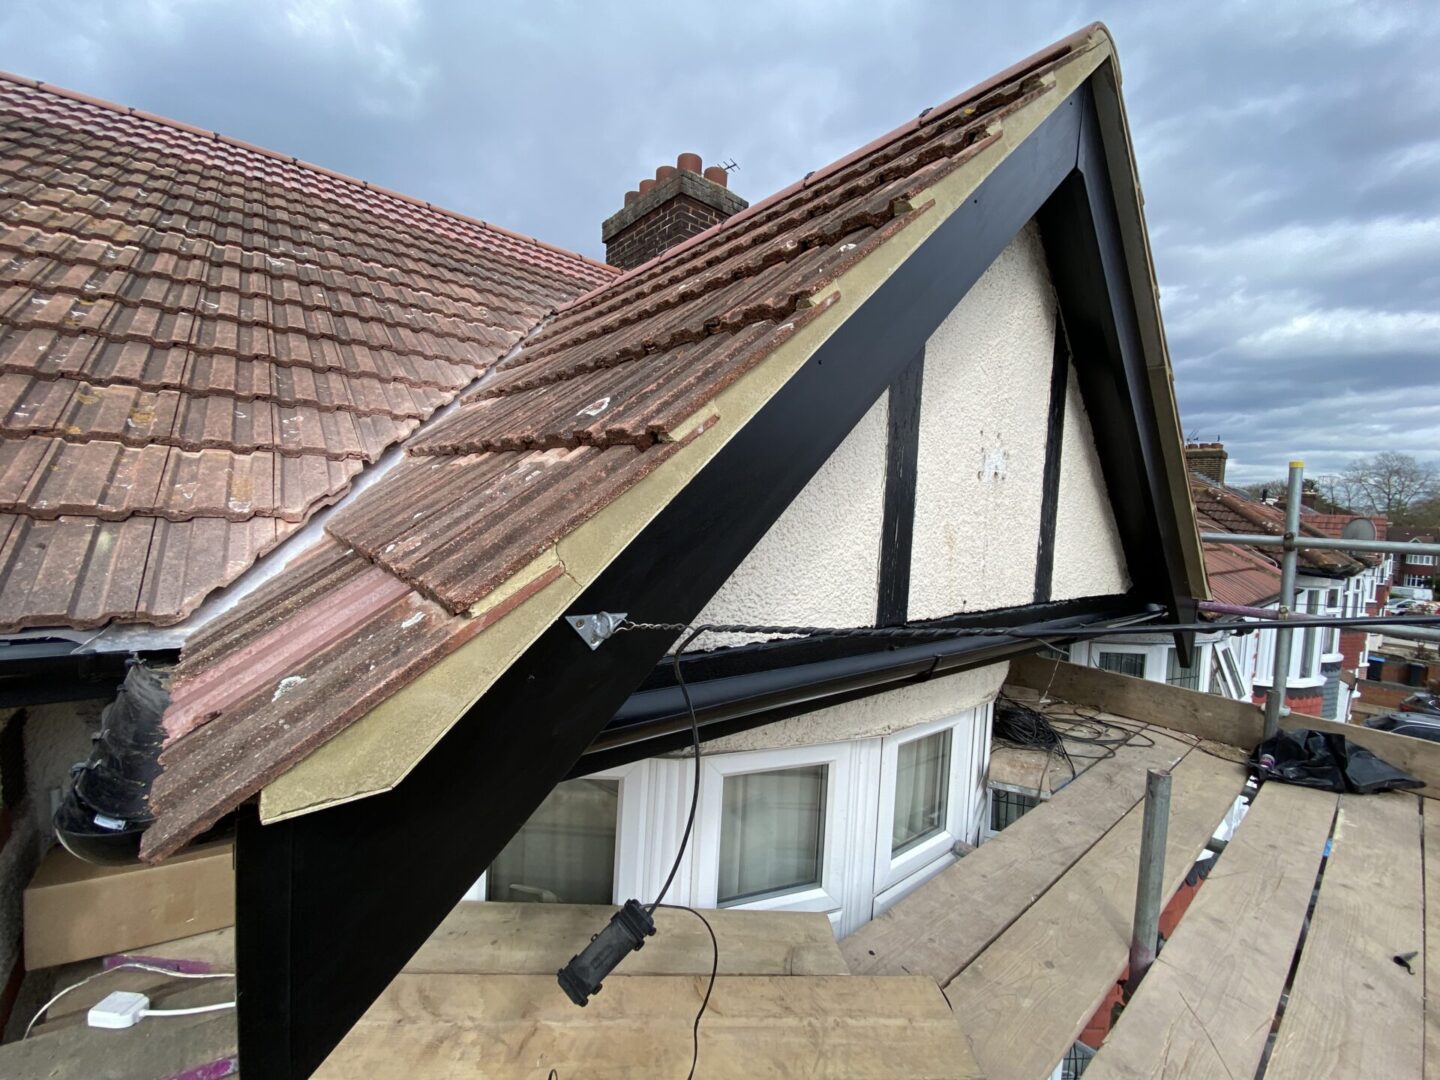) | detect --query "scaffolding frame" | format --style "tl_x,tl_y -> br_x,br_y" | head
1198,460 -> 1440,738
